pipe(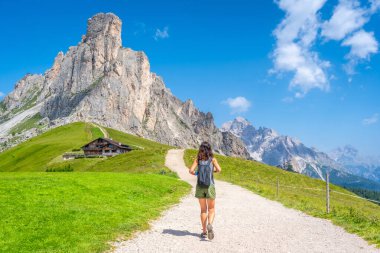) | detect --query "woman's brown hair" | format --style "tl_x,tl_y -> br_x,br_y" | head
197,141 -> 213,161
